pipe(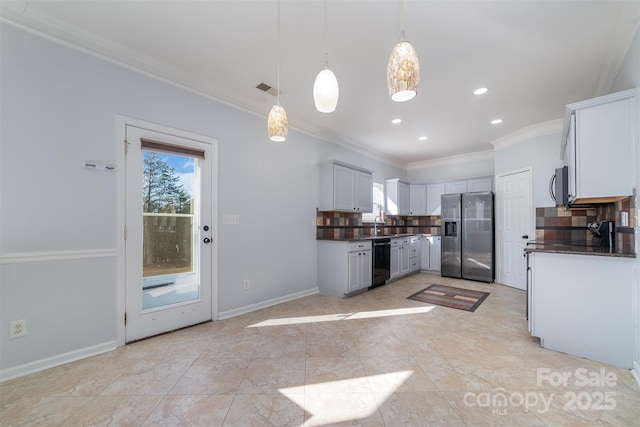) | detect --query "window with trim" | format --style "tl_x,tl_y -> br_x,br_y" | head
362,182 -> 385,223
